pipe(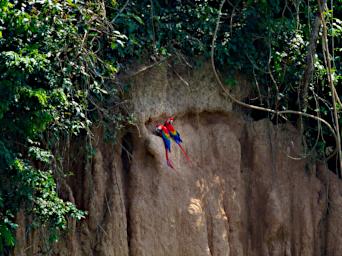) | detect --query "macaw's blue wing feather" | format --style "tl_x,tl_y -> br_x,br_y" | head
171,132 -> 182,144
166,123 -> 183,144
161,132 -> 172,152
